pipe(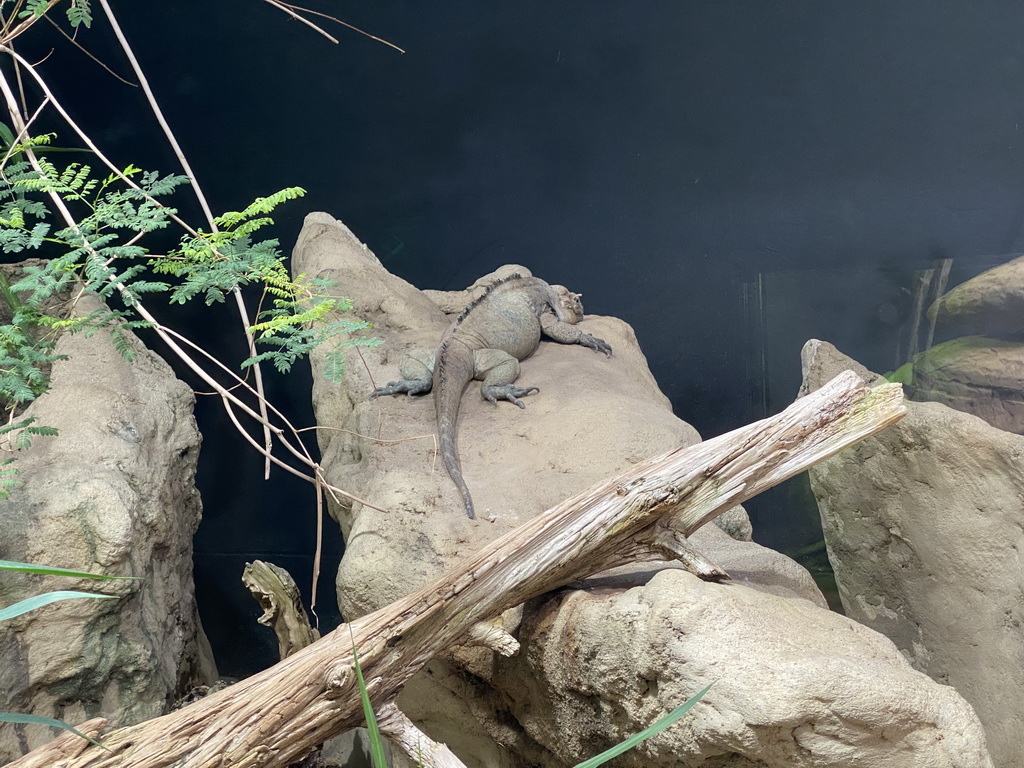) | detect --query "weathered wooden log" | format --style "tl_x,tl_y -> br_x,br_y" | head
242,560 -> 321,661
244,561 -> 467,768
8,371 -> 904,768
